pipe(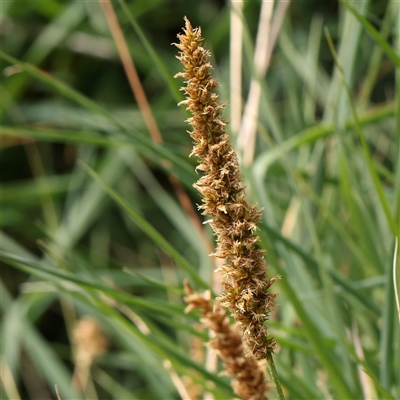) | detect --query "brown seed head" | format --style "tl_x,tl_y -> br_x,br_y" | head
175,17 -> 279,359
72,316 -> 108,364
184,281 -> 270,400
